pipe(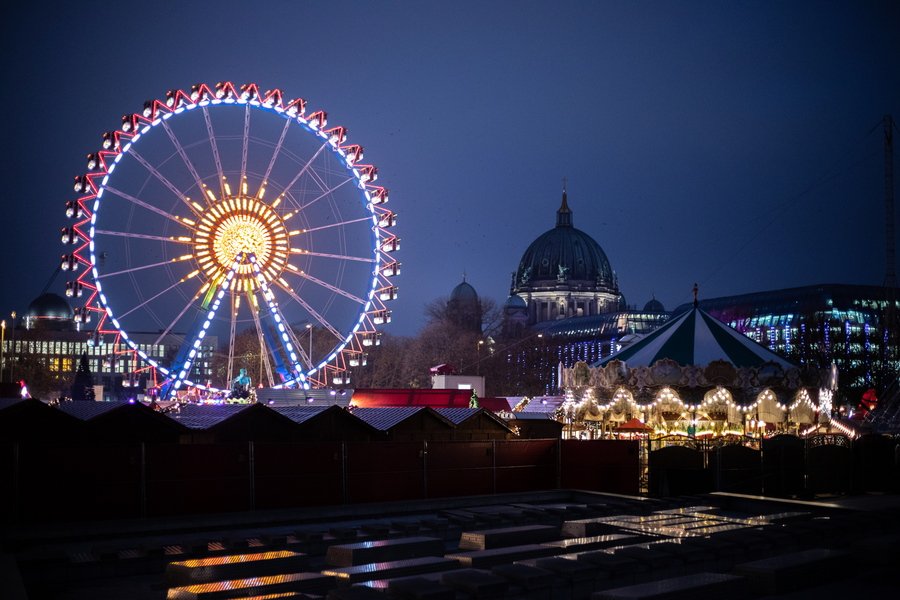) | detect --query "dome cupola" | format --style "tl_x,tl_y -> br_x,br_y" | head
509,185 -> 622,325
24,292 -> 74,331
